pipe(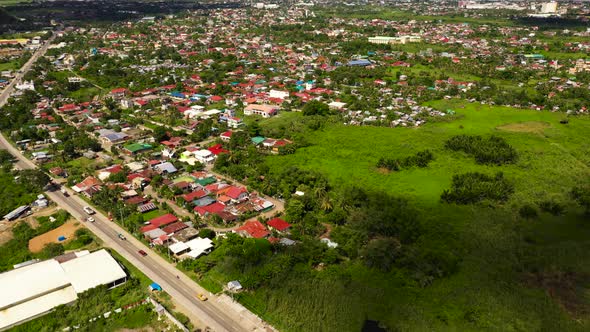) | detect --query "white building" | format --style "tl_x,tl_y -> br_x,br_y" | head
368,36 -> 421,45
269,89 -> 289,100
0,250 -> 127,330
541,1 -> 558,13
